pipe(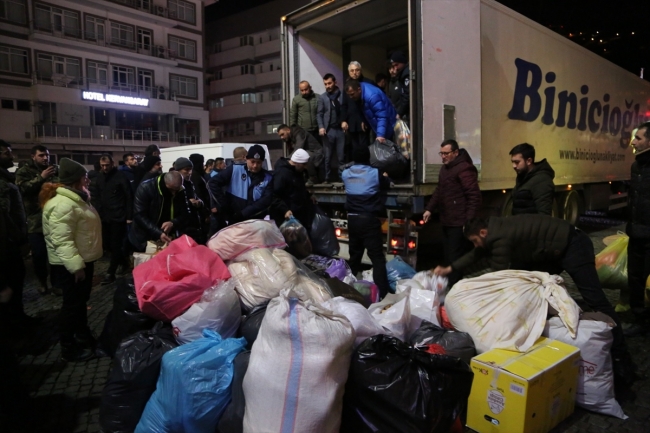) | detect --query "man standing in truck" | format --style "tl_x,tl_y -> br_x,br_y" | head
623,122 -> 650,336
344,79 -> 396,143
422,139 -> 481,287
388,51 -> 410,124
341,62 -> 374,157
290,81 -> 320,142
509,143 -> 555,215
318,73 -> 346,183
